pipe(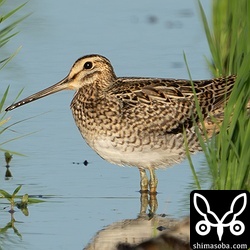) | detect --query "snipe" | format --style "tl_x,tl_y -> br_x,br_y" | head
5,54 -> 236,193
